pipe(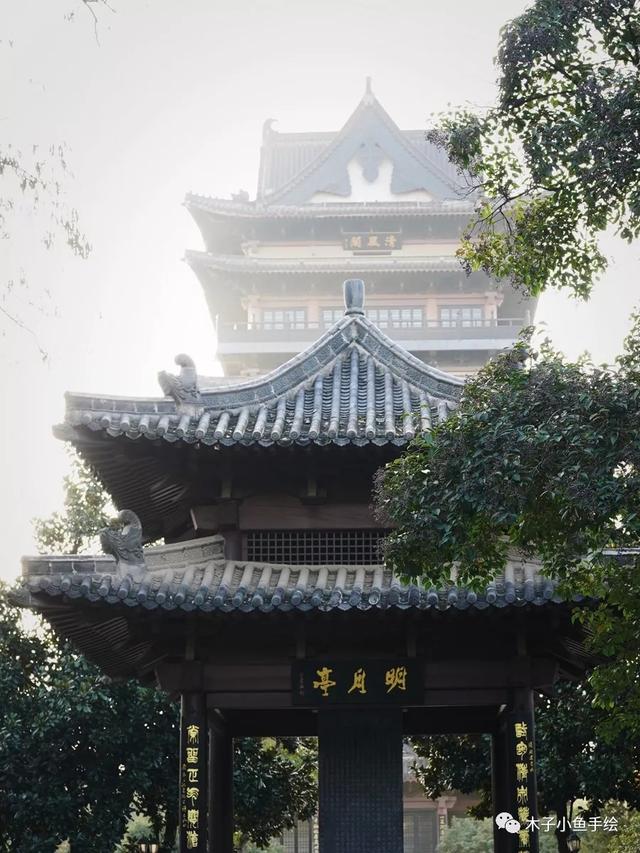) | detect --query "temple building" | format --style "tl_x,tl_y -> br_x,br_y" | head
15,278 -> 592,853
185,80 -> 535,379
